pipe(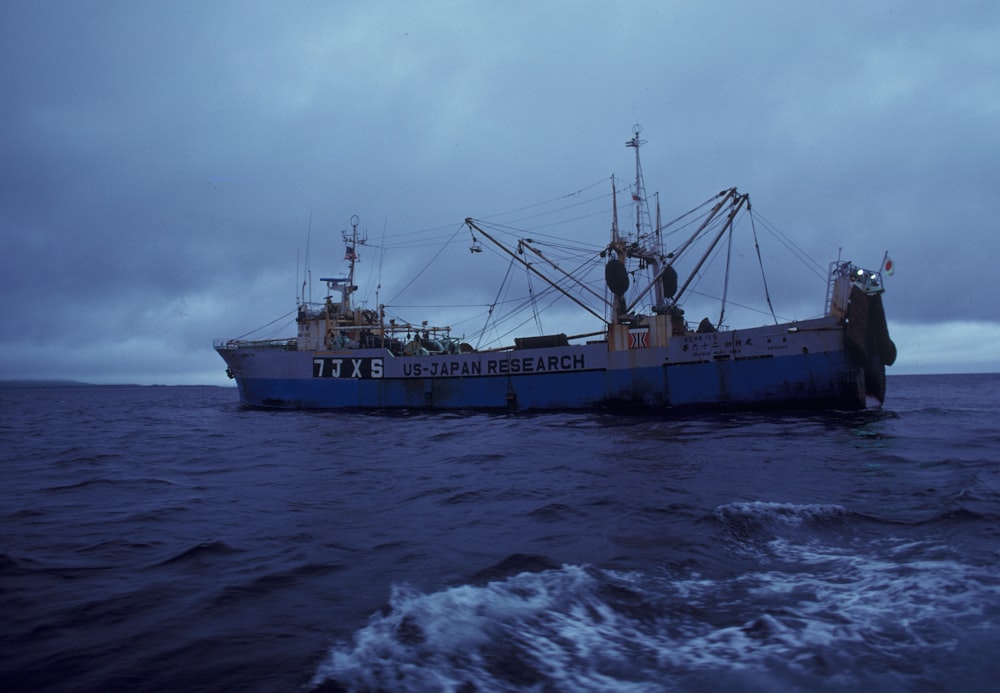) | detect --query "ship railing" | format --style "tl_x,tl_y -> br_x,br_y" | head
825,260 -> 883,309
325,323 -> 467,355
325,322 -> 458,340
213,337 -> 297,351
